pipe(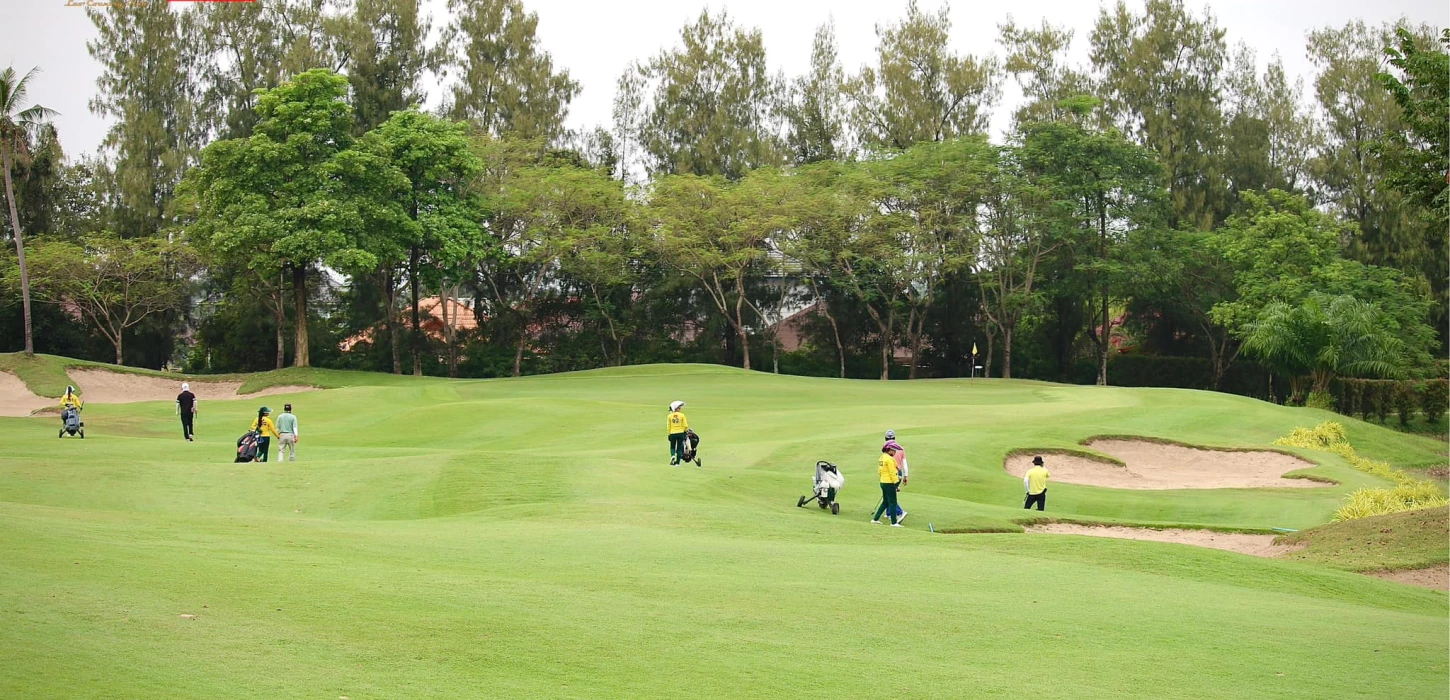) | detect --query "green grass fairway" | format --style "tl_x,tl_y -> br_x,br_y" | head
1,360 -> 1445,699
